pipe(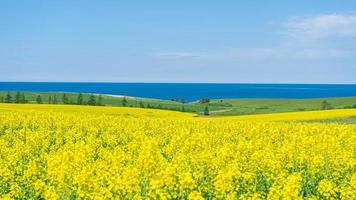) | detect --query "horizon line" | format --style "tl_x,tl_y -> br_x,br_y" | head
0,81 -> 356,85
